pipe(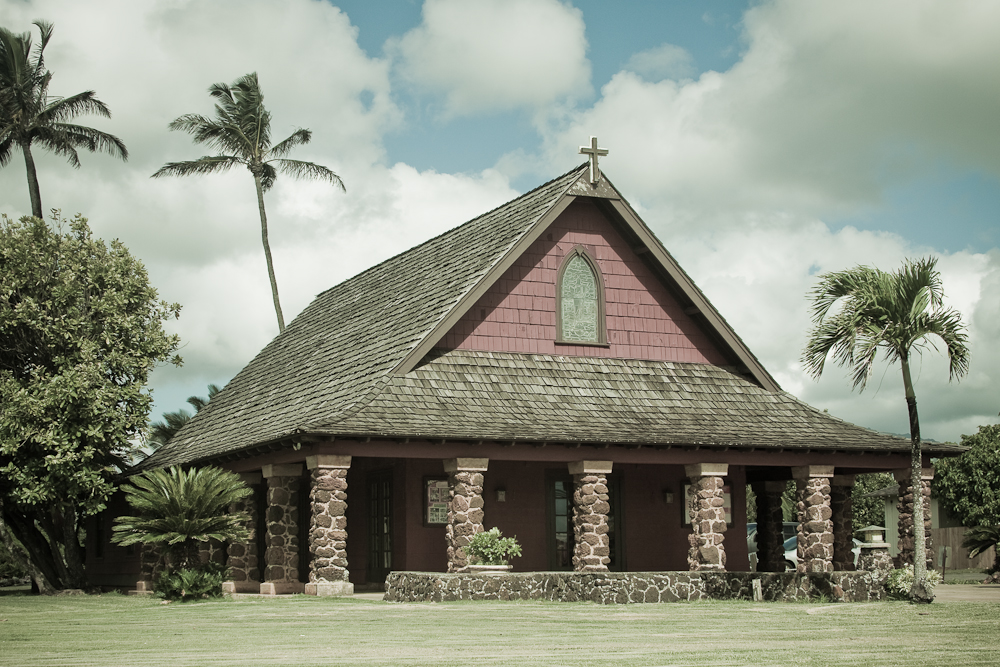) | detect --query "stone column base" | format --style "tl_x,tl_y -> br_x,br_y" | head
260,581 -> 306,595
128,580 -> 155,596
222,580 -> 262,594
305,581 -> 355,597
